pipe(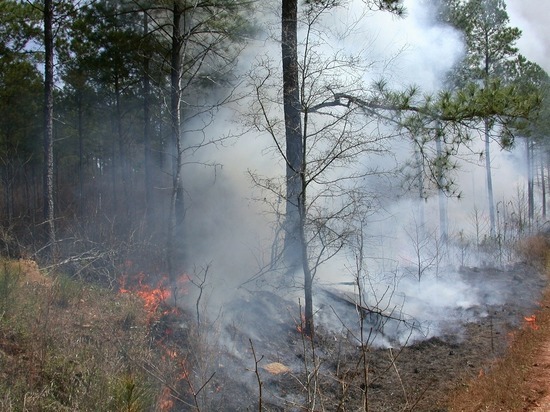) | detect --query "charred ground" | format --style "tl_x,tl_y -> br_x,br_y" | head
199,261 -> 547,411
1,244 -> 550,411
